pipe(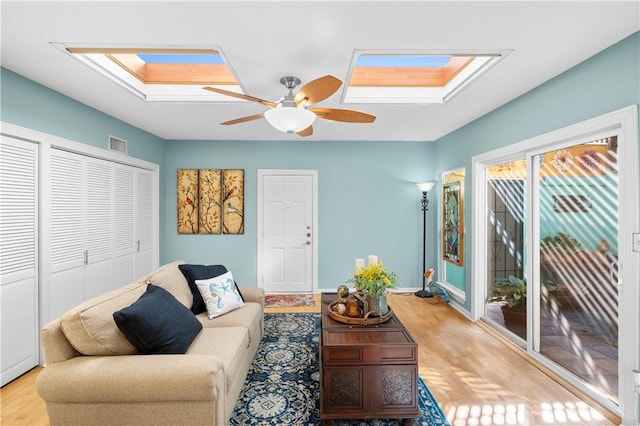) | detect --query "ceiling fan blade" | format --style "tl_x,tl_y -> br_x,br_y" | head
203,87 -> 276,108
294,75 -> 342,106
296,126 -> 313,137
221,113 -> 265,126
312,108 -> 376,123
